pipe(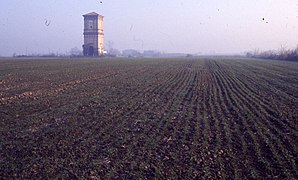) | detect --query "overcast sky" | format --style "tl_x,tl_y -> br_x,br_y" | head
0,0 -> 297,56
